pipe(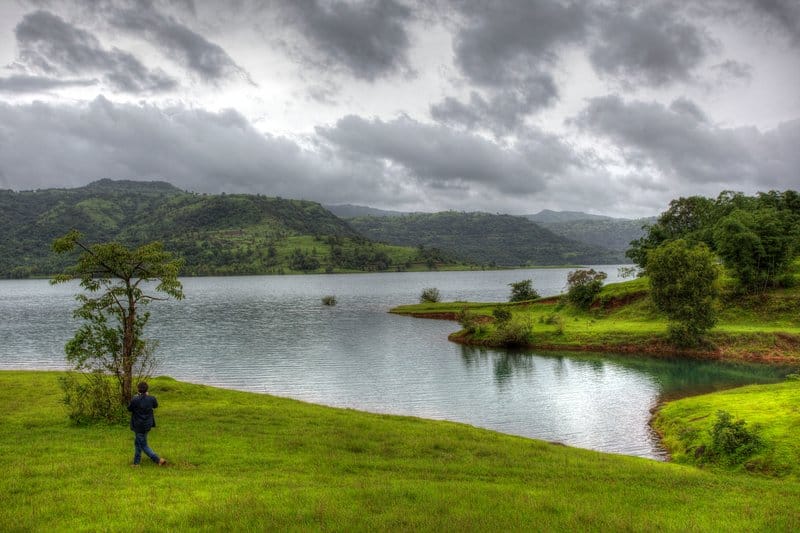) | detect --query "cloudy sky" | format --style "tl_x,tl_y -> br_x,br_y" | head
0,0 -> 798,217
